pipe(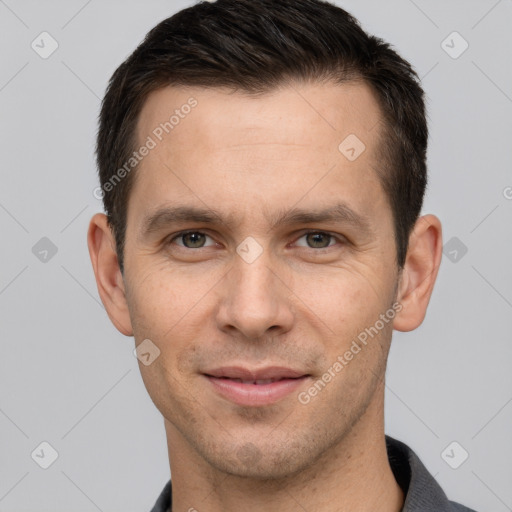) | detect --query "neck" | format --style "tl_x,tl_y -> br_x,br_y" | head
165,383 -> 404,512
